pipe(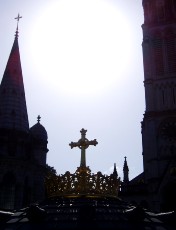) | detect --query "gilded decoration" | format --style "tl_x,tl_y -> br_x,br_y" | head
45,129 -> 120,198
46,166 -> 120,198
